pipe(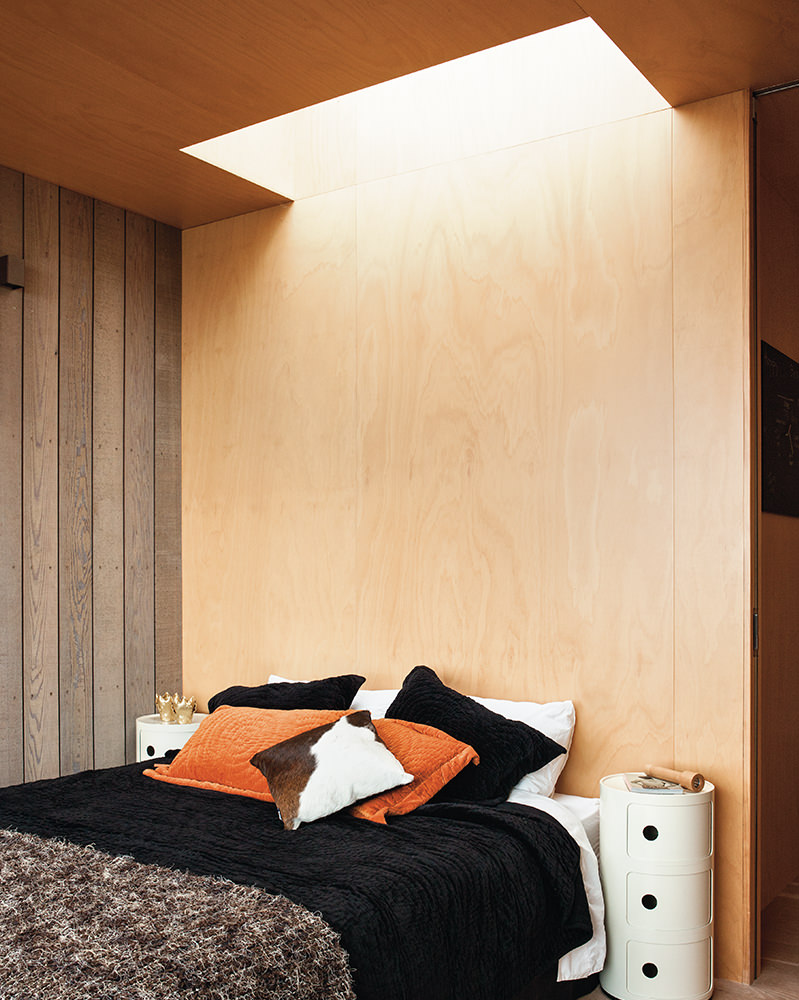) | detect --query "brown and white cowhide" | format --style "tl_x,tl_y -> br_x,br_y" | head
250,711 -> 412,830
